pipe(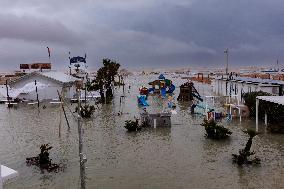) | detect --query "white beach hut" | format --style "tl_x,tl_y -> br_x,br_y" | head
2,71 -> 79,101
